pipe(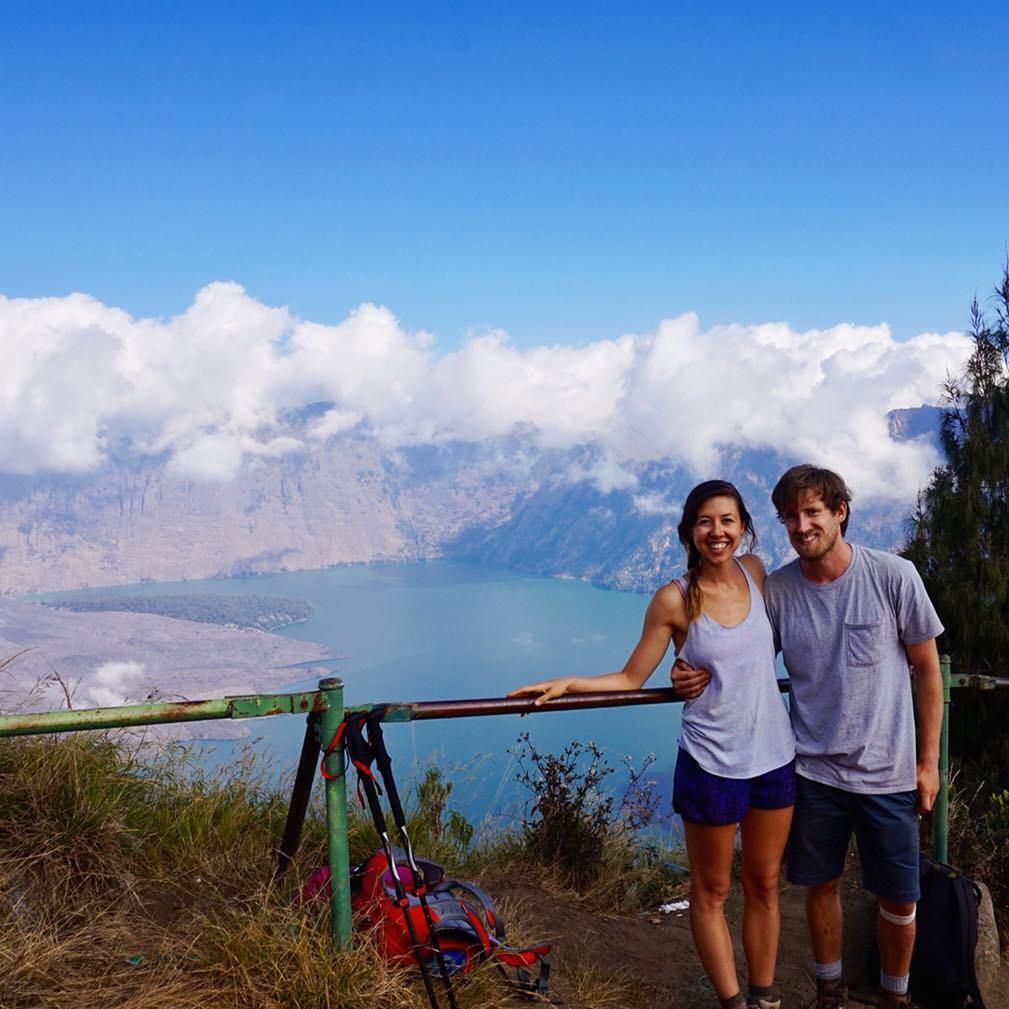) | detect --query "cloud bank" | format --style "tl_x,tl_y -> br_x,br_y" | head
0,282 -> 972,500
